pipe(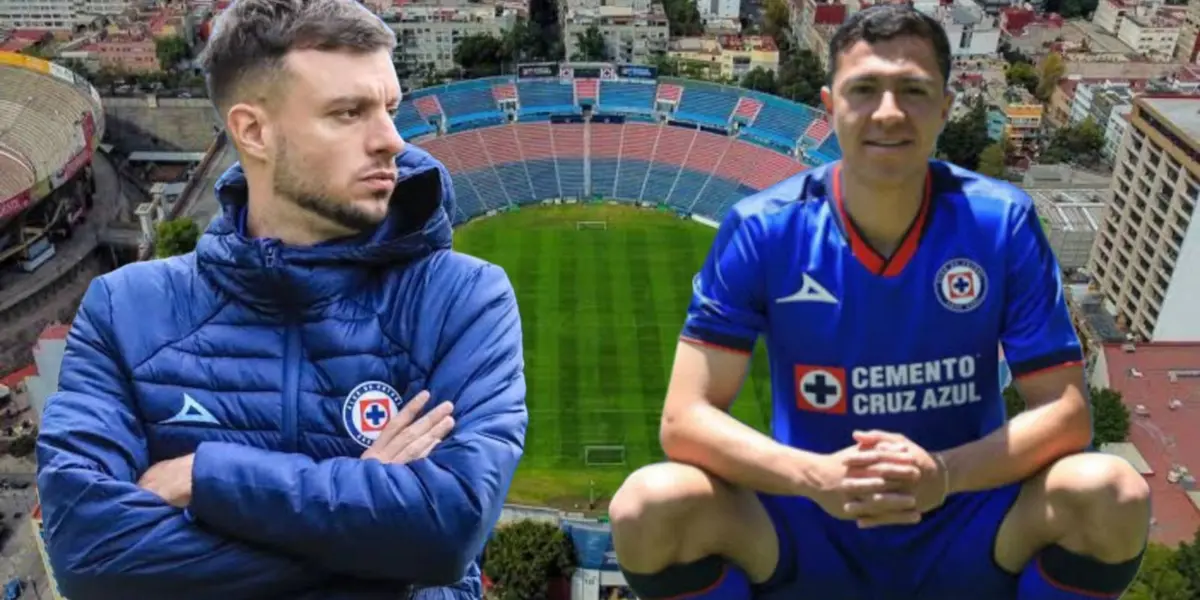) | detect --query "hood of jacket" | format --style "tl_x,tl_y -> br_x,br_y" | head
194,144 -> 455,314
